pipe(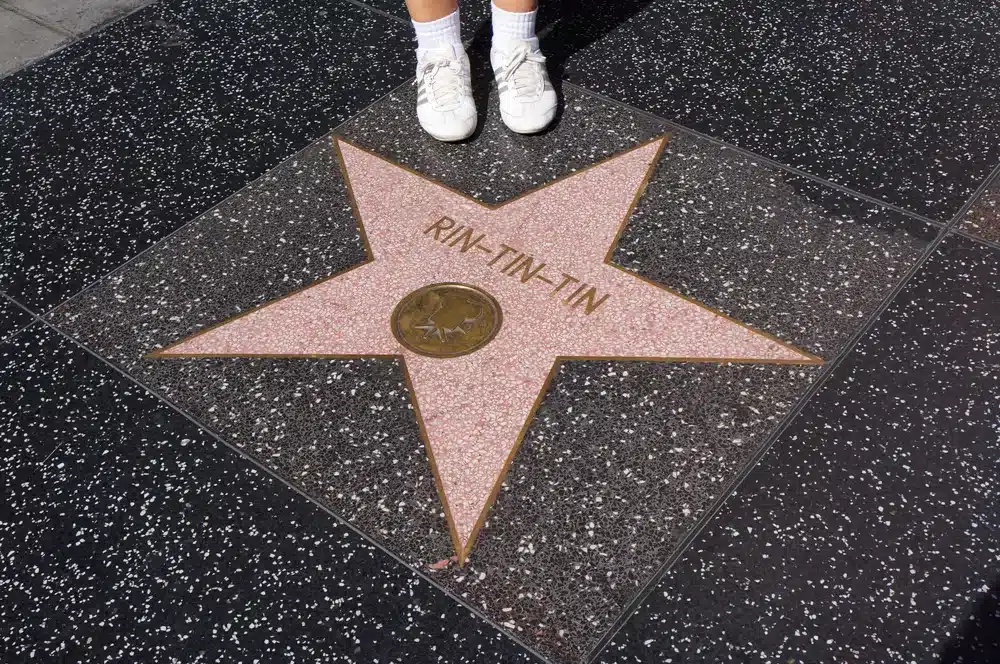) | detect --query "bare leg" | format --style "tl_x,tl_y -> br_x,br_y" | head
405,0 -> 458,23
492,0 -> 536,12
